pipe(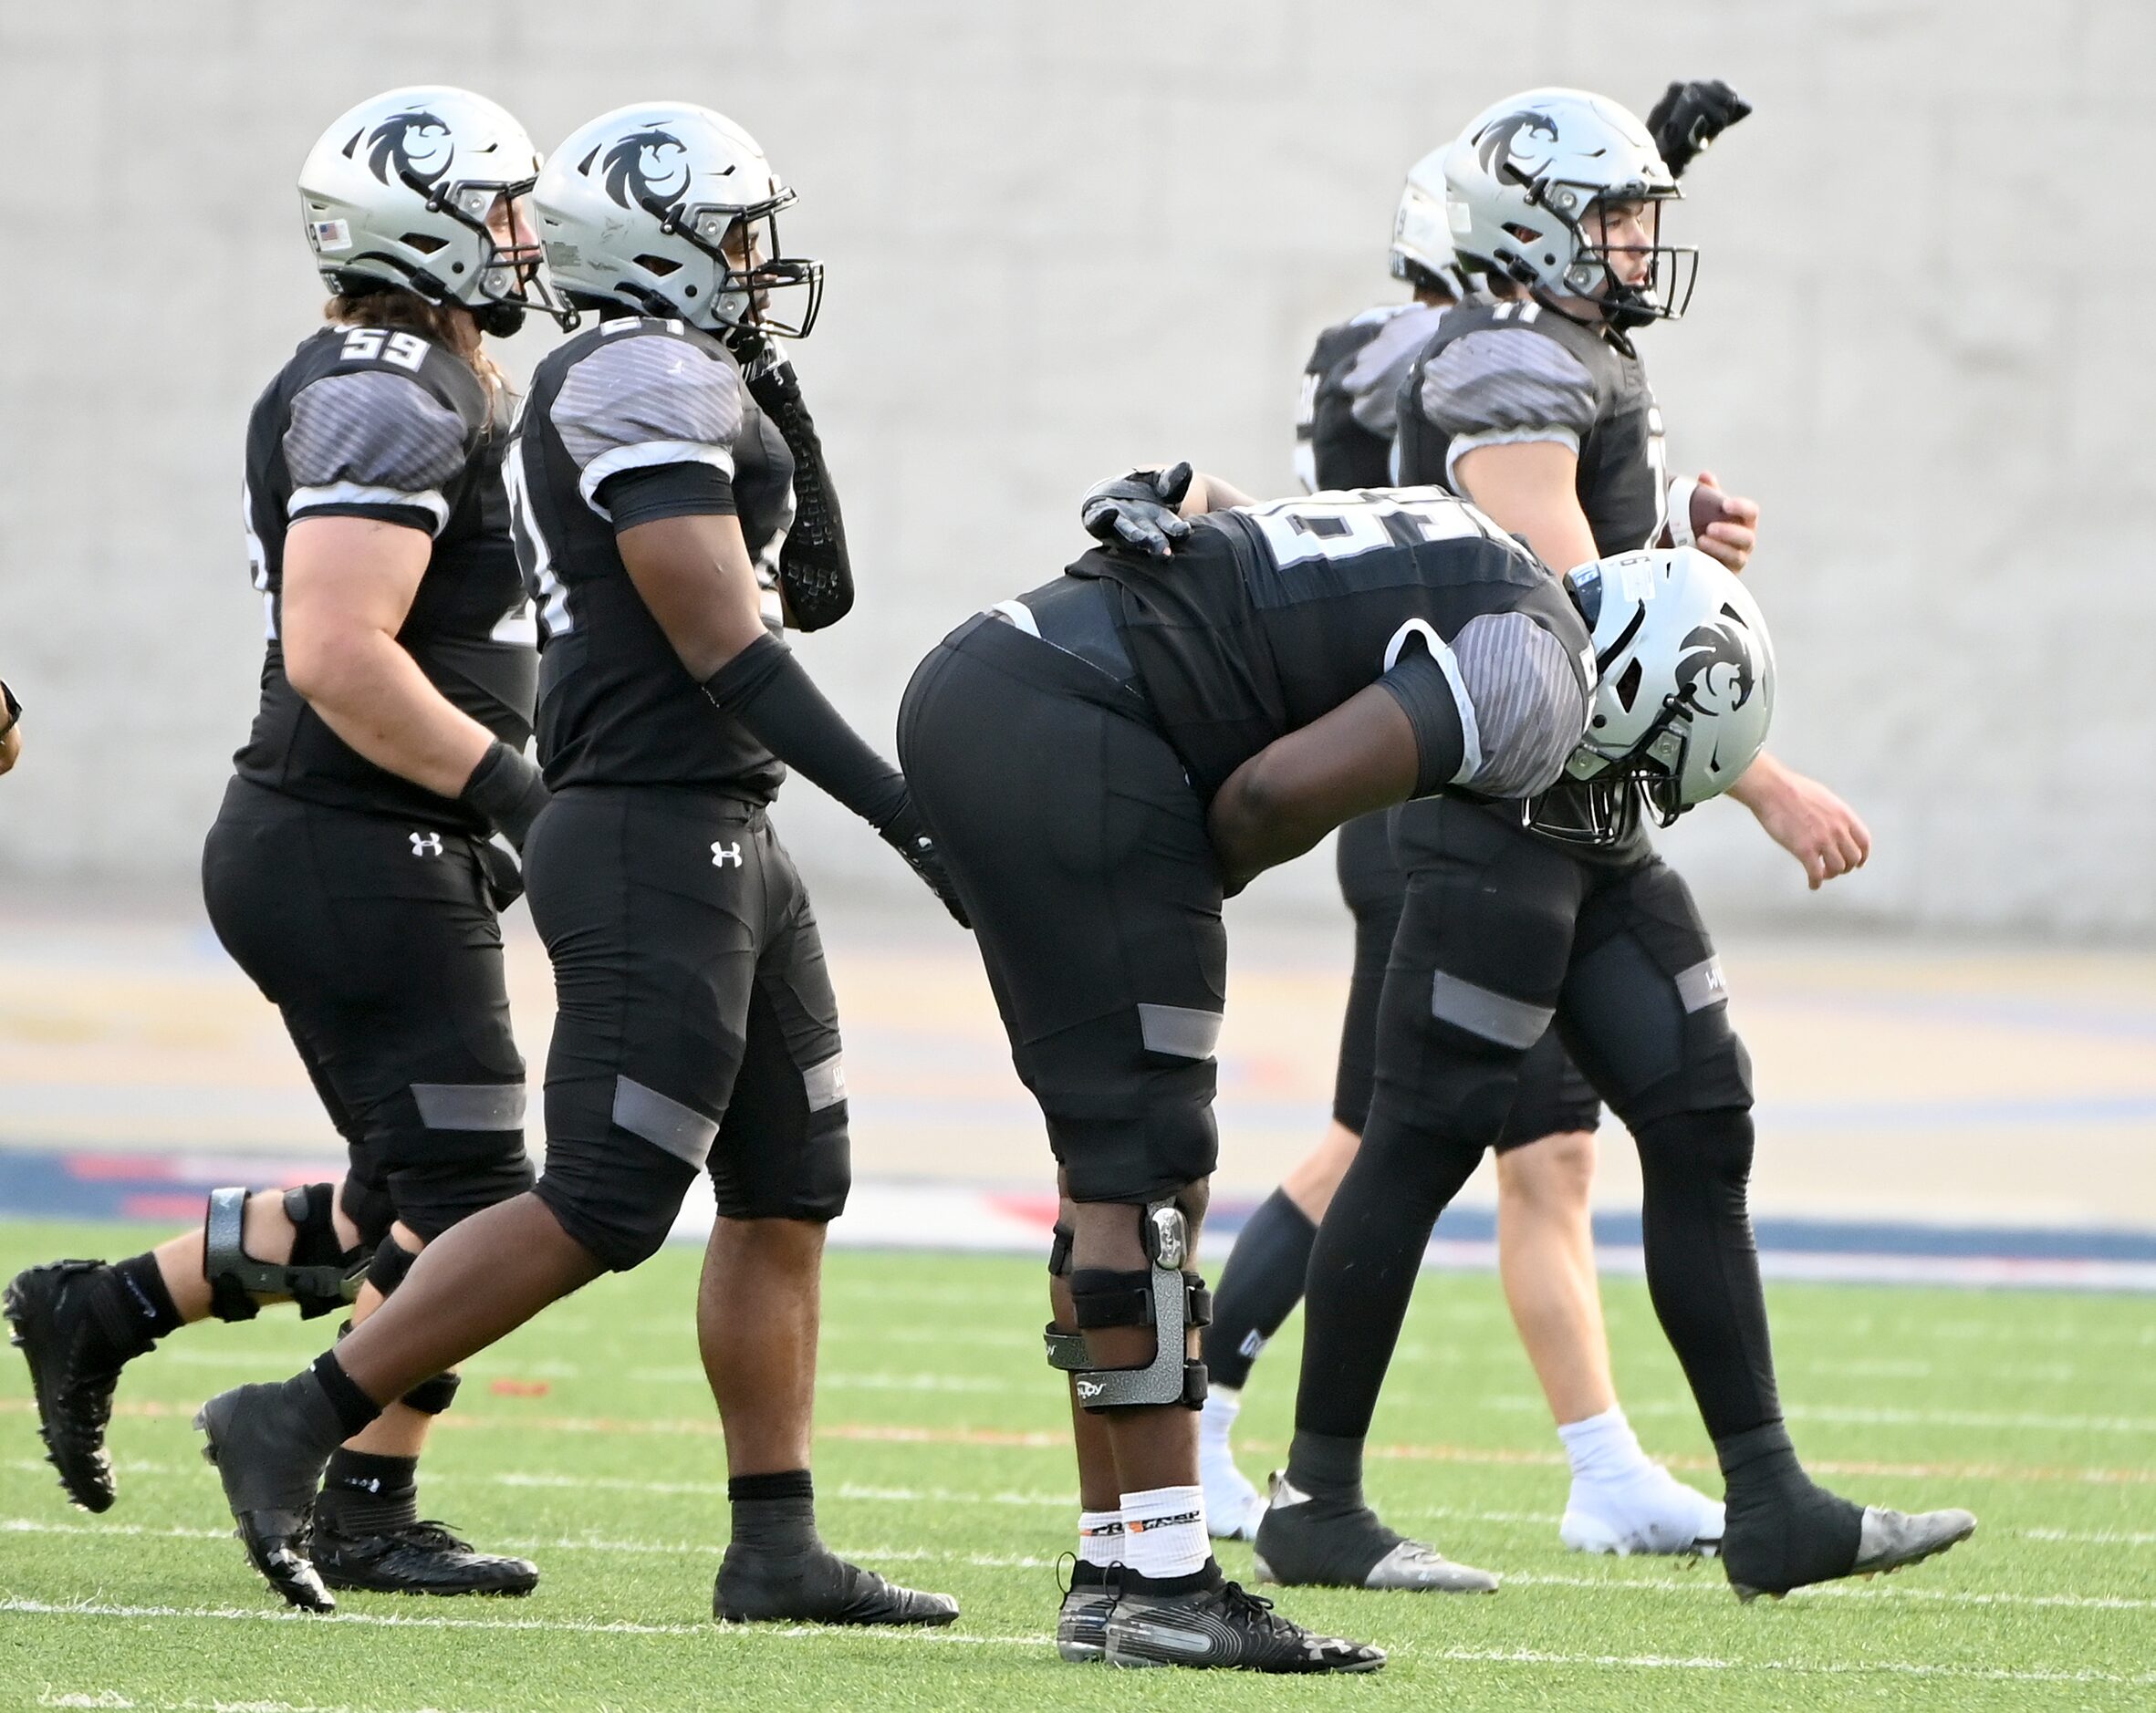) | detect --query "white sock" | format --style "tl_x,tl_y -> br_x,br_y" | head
1200,1387 -> 1241,1450
1121,1484 -> 1210,1581
1078,1508 -> 1125,1568
1557,1406 -> 1655,1485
